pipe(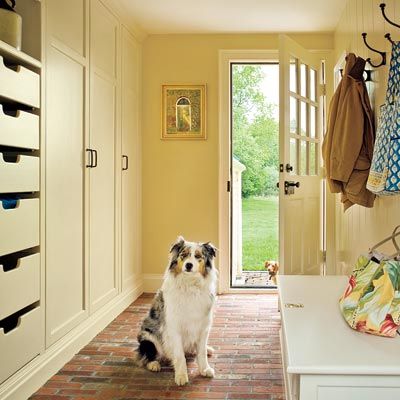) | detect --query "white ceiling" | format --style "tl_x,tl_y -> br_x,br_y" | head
119,0 -> 348,35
